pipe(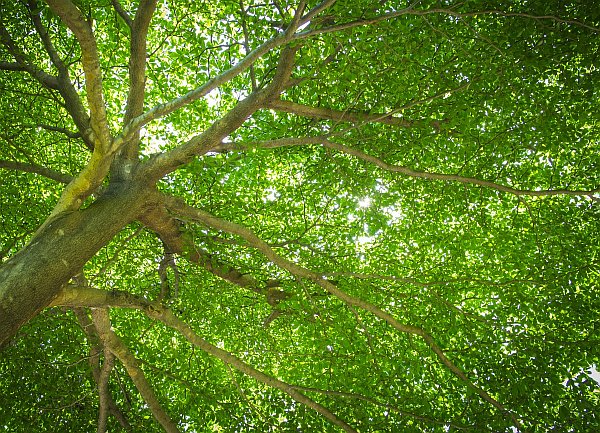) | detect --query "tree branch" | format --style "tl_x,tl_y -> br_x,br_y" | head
0,22 -> 60,89
111,0 -> 133,29
212,136 -> 325,153
0,61 -> 26,71
118,0 -> 157,163
46,0 -> 112,152
91,308 -> 181,433
73,308 -> 132,431
267,99 -> 412,127
27,0 -> 68,73
0,17 -> 93,149
290,385 -> 484,431
294,7 -> 600,40
0,159 -> 73,183
321,139 -> 600,198
114,30 -> 301,149
97,348 -> 115,433
26,0 -> 94,150
139,203 -> 279,300
54,287 -> 358,433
